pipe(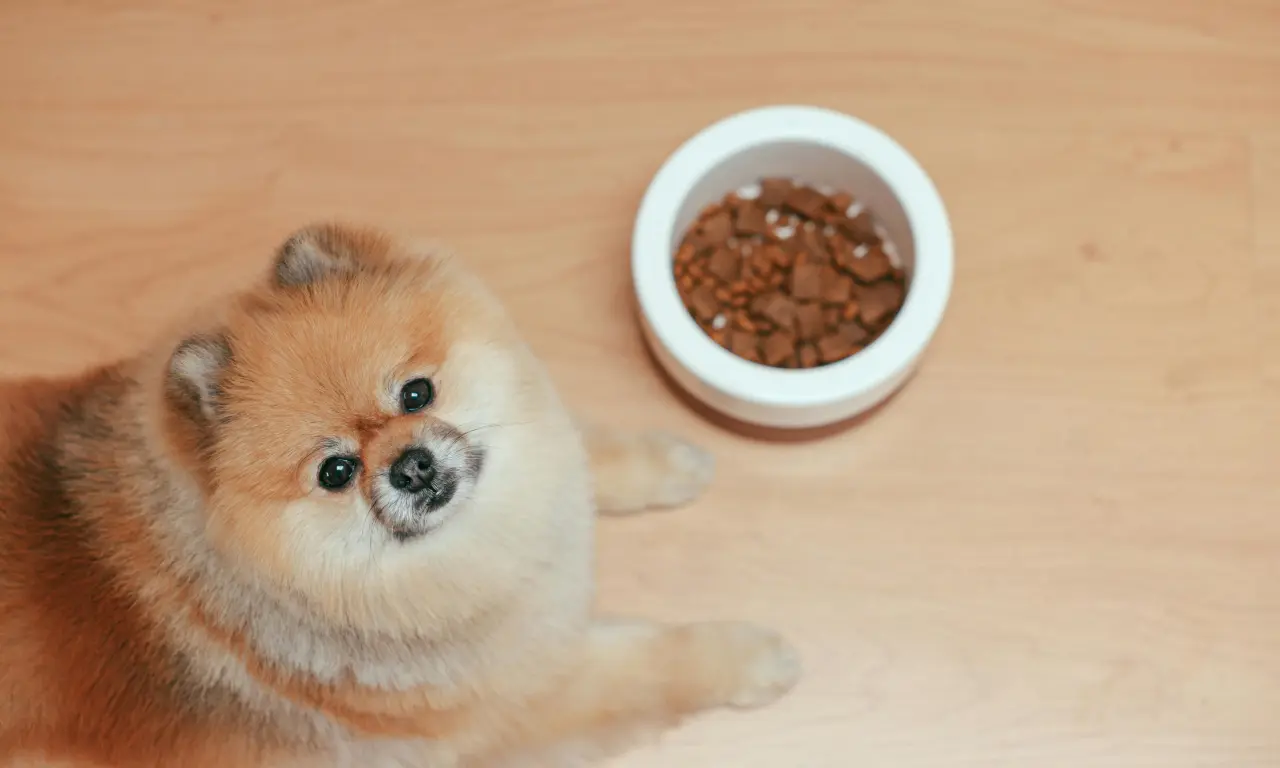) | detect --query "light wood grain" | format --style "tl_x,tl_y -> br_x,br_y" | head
1,1 -> 1278,765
